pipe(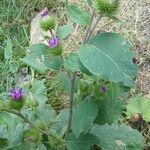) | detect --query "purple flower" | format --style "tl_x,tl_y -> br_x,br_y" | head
48,37 -> 59,48
41,10 -> 49,17
99,86 -> 107,93
10,87 -> 25,101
